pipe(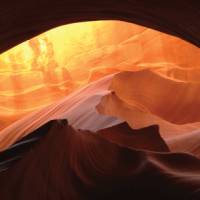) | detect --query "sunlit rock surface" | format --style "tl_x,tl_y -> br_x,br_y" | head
1,20 -> 200,131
